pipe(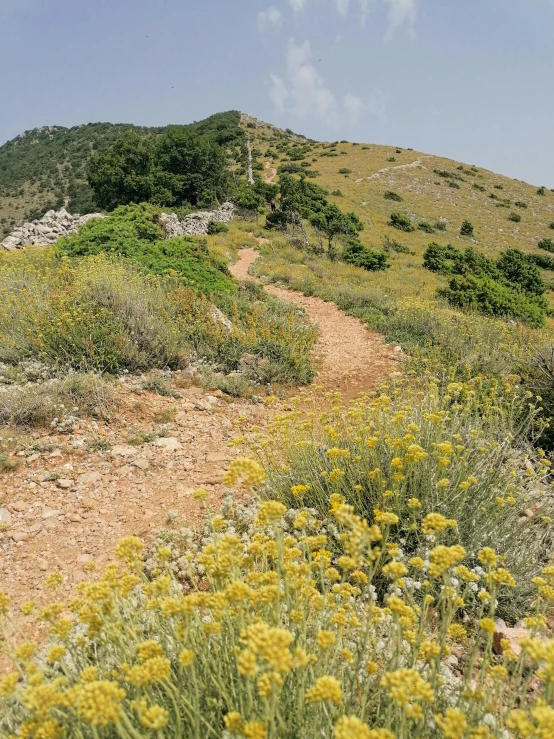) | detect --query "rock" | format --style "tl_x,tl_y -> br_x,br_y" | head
175,412 -> 189,426
37,559 -> 49,571
153,437 -> 182,452
56,479 -> 73,490
110,445 -> 138,457
80,498 -> 97,511
78,471 -> 102,486
206,452 -> 228,464
194,400 -> 213,412
132,458 -> 150,471
493,627 -> 529,657
69,513 -> 82,522
206,396 -> 220,406
43,518 -> 58,530
42,508 -> 61,519
77,553 -> 93,564
29,521 -> 43,534
11,531 -> 29,542
12,500 -> 29,512
159,202 -> 235,239
1,208 -> 106,251
27,454 -> 40,463
0,507 -> 13,527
